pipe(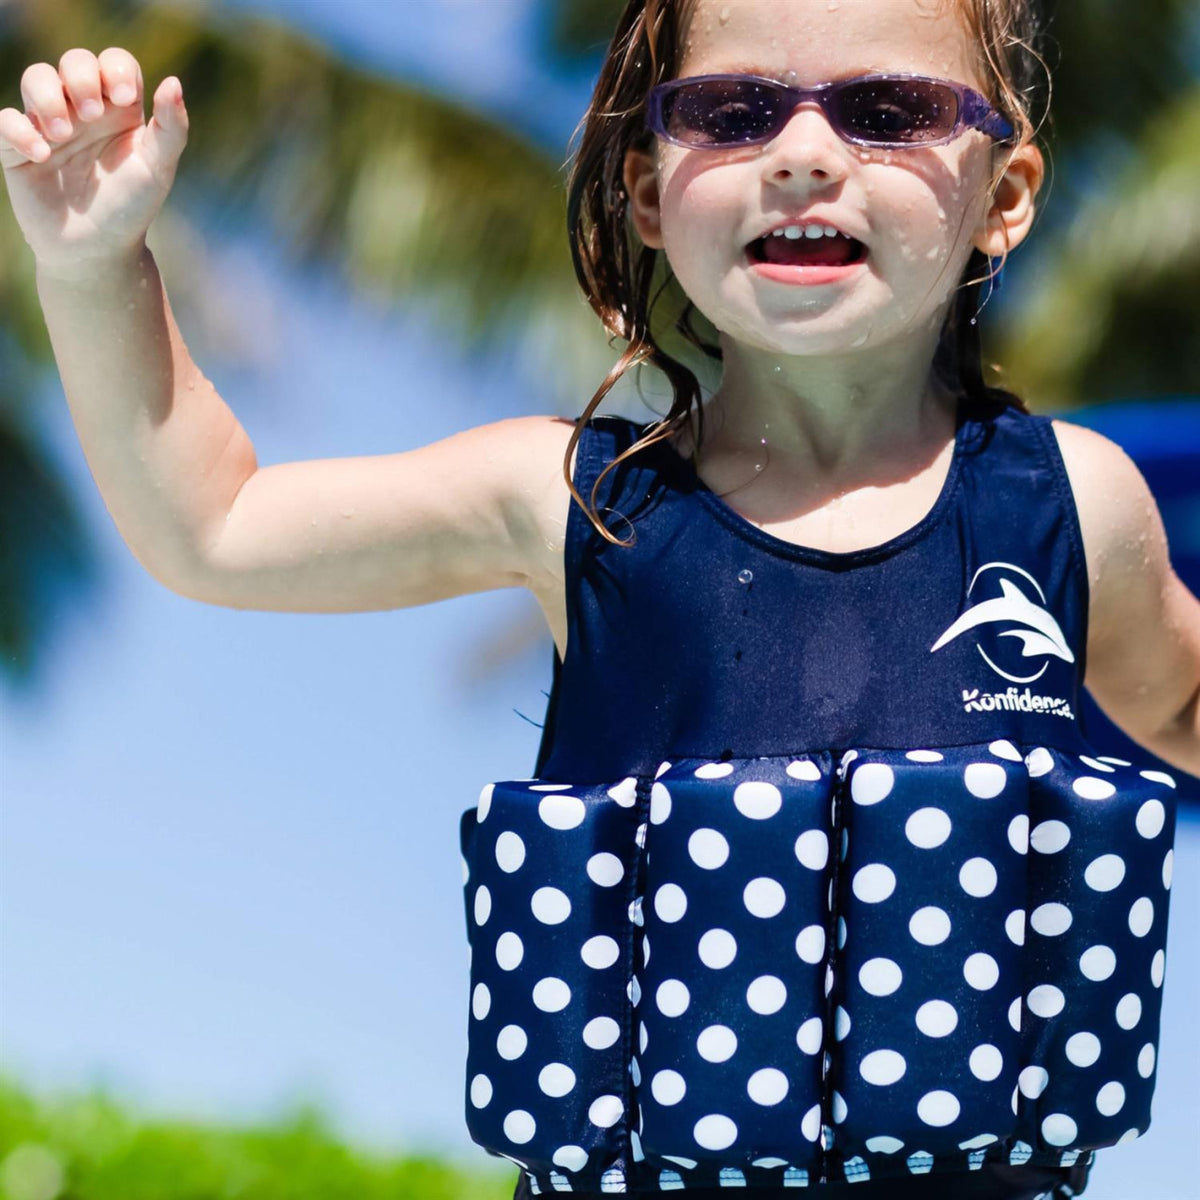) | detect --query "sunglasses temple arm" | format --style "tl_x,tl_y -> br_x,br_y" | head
962,89 -> 1015,142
